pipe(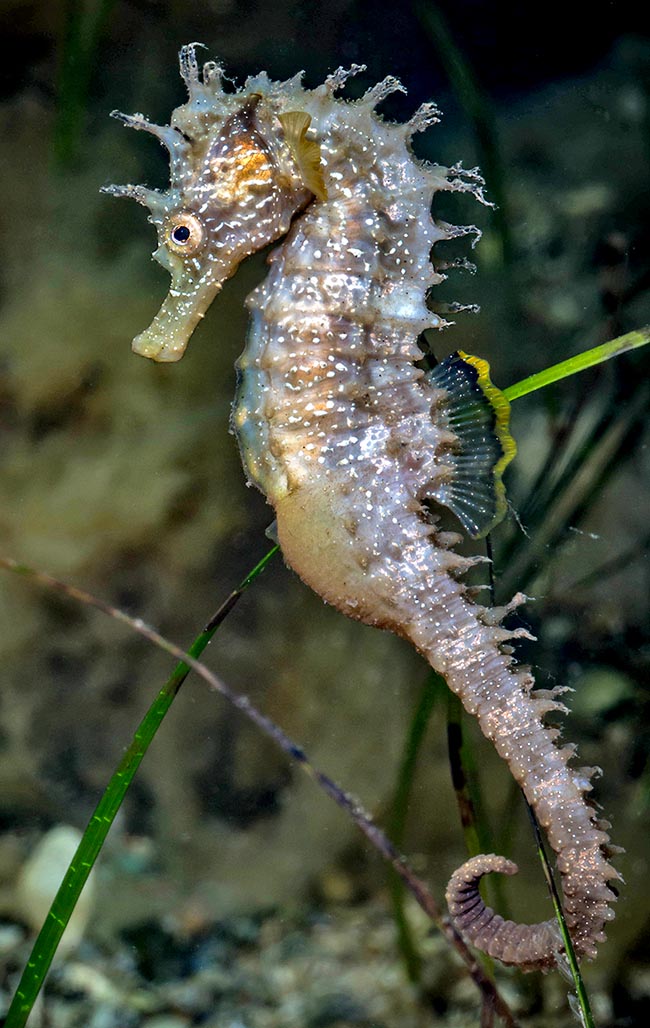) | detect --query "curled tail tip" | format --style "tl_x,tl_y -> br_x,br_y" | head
447,853 -> 518,891
446,853 -> 562,973
445,854 -> 518,928
446,849 -> 619,972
